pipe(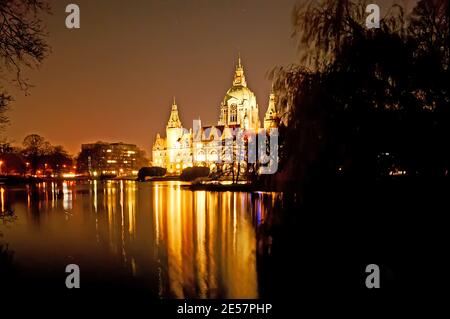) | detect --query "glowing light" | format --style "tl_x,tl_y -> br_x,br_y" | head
0,187 -> 4,212
62,181 -> 72,210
